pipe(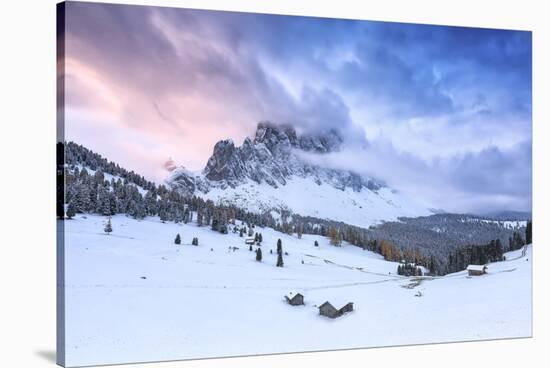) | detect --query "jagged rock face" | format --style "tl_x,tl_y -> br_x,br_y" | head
167,121 -> 382,194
